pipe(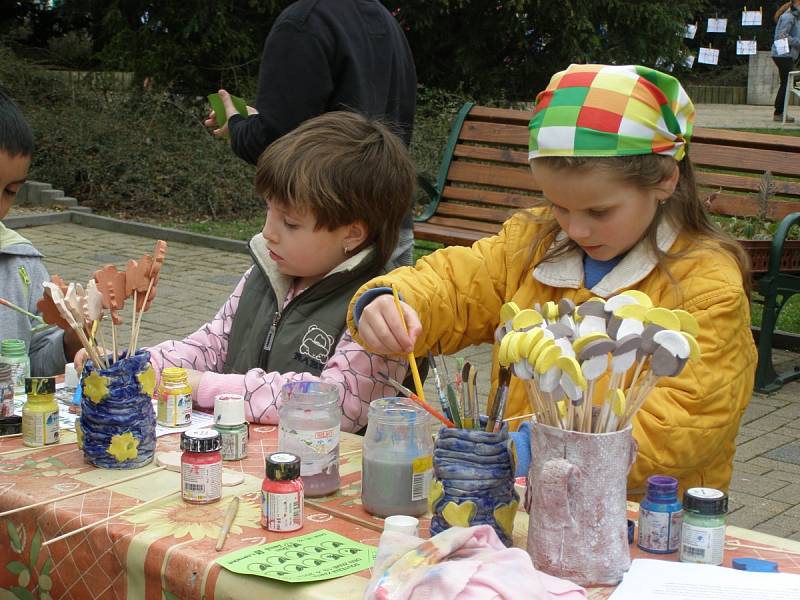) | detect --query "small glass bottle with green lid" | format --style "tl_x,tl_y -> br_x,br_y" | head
1,339 -> 30,397
680,487 -> 728,565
